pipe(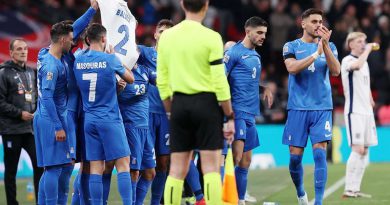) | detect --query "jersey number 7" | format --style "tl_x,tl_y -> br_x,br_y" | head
82,73 -> 97,102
